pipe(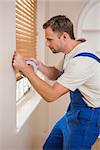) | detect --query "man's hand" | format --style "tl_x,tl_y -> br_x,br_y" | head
25,57 -> 42,70
25,57 -> 61,80
12,51 -> 30,73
